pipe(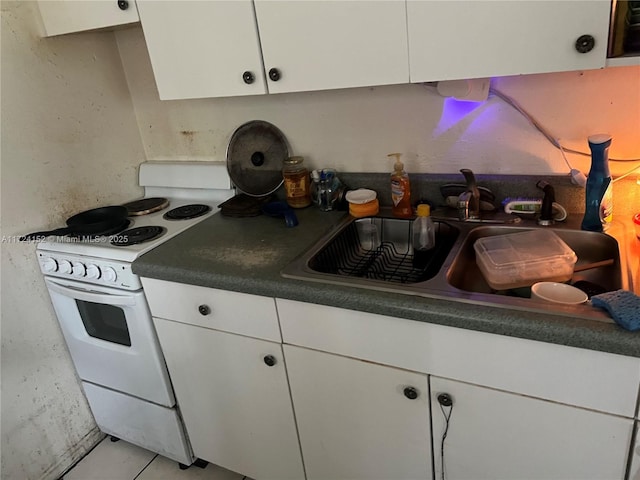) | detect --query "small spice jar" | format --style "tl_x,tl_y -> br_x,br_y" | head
283,156 -> 311,208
